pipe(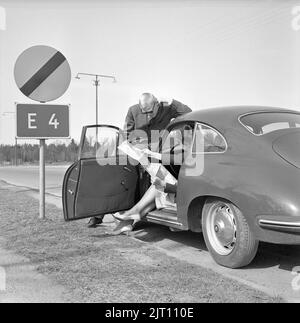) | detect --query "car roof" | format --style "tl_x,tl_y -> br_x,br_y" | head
174,105 -> 299,132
